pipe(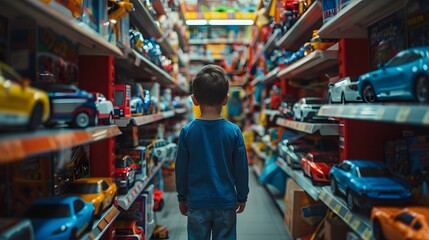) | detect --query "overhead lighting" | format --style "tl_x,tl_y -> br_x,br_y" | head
185,19 -> 208,25
208,19 -> 254,25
